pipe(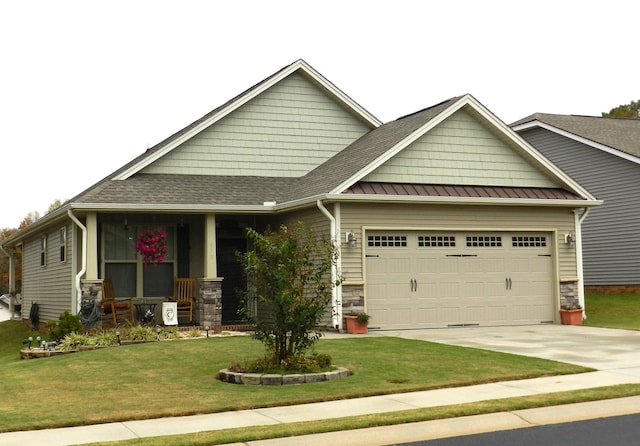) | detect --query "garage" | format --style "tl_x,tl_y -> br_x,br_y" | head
365,231 -> 555,329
